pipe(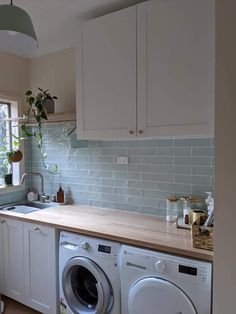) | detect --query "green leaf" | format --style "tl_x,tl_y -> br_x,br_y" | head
25,90 -> 32,96
37,87 -> 44,92
28,96 -> 35,106
35,100 -> 43,111
21,124 -> 33,137
41,111 -> 48,120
